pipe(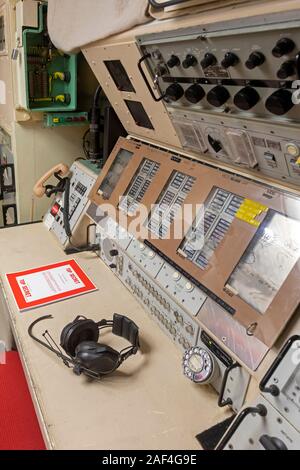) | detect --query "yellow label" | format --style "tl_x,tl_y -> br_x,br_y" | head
236,199 -> 268,226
